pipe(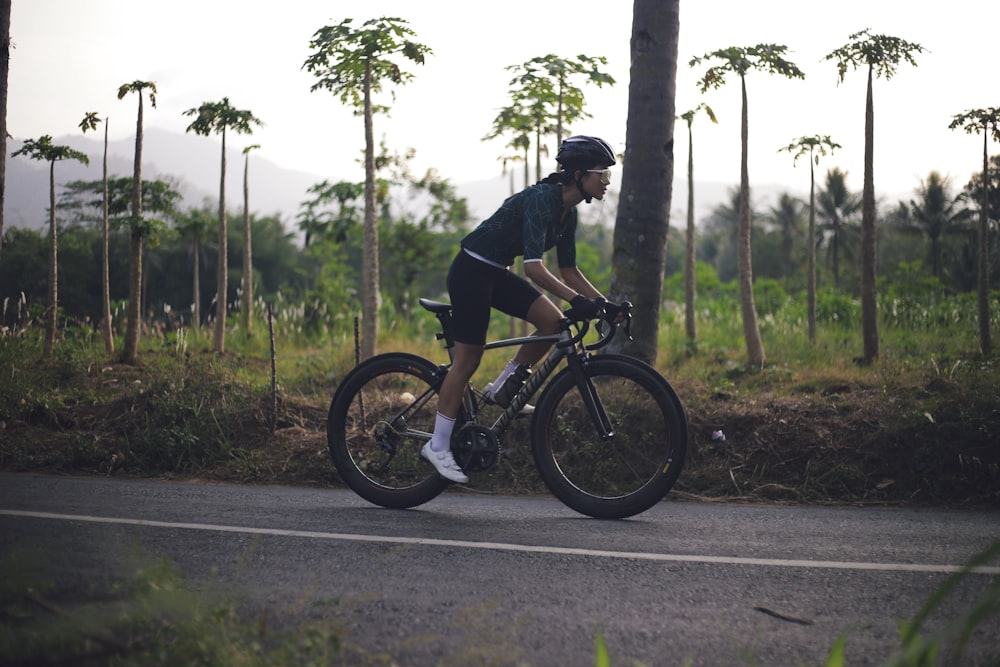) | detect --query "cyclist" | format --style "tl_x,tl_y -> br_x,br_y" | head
421,135 -> 620,483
